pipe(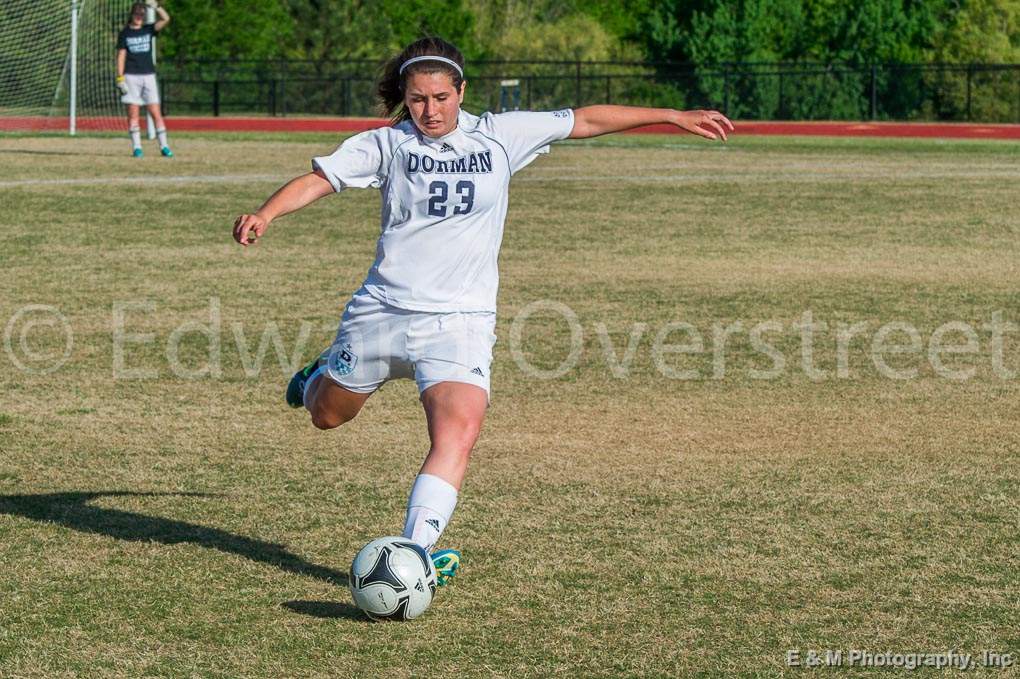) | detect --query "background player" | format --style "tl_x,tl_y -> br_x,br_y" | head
231,37 -> 732,586
116,1 -> 172,158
